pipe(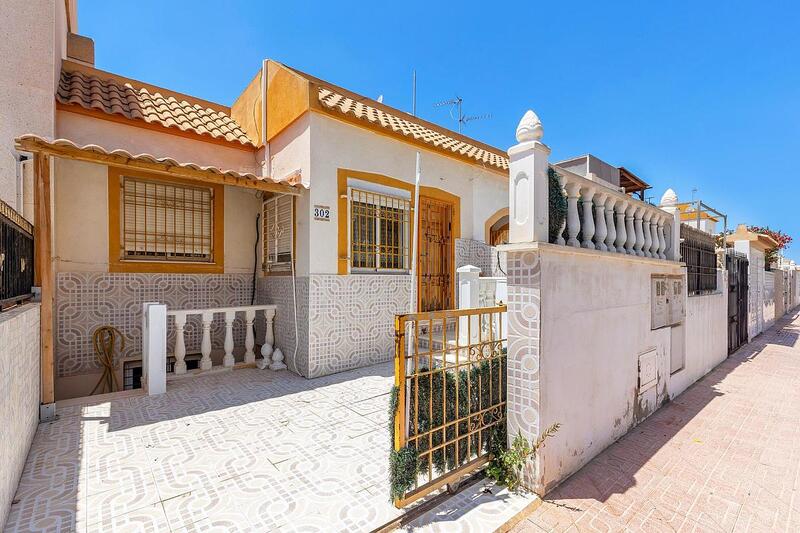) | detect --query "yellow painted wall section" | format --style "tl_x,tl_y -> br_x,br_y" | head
231,69 -> 263,146
266,61 -> 310,142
